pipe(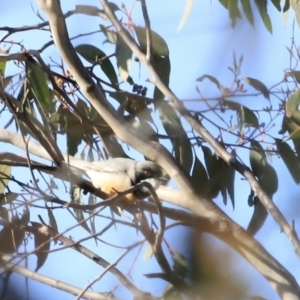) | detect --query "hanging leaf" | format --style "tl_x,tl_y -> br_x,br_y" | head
177,0 -> 194,33
100,24 -> 117,44
275,139 -> 300,184
228,0 -> 241,27
283,0 -> 290,12
31,222 -> 51,271
223,100 -> 259,129
72,186 -> 91,233
75,44 -> 118,86
26,61 -> 55,114
271,0 -> 281,11
115,35 -> 132,82
158,102 -> 193,173
241,0 -> 254,26
47,208 -> 58,245
254,0 -> 272,33
0,215 -> 25,254
0,163 -> 12,194
243,77 -> 270,100
88,194 -> 97,235
191,156 -> 209,195
248,141 -> 278,234
285,89 -> 300,125
0,46 -> 12,77
247,196 -> 267,236
134,26 -> 169,58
